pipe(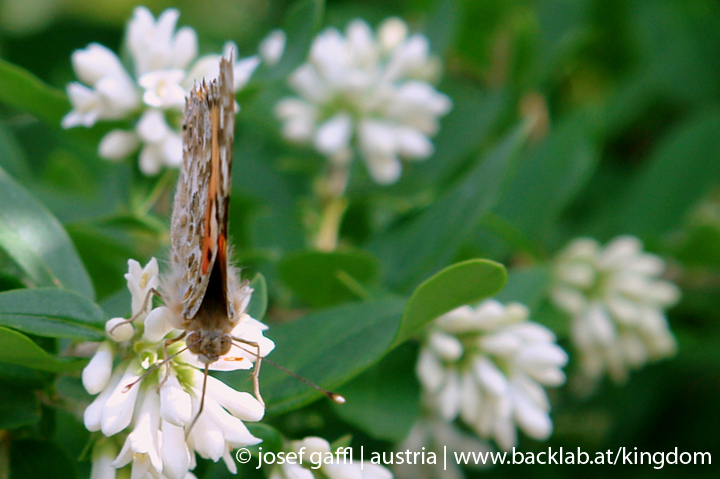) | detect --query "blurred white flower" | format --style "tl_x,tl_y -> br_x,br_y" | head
63,7 -> 260,175
83,258 -> 273,478
260,29 -> 286,66
269,436 -> 392,479
395,417 -> 491,479
551,236 -> 681,384
417,300 -> 568,450
275,17 -> 451,184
